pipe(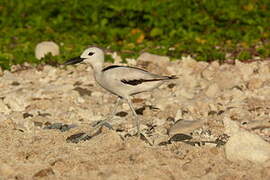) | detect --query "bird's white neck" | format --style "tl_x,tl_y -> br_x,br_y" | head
91,62 -> 103,75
